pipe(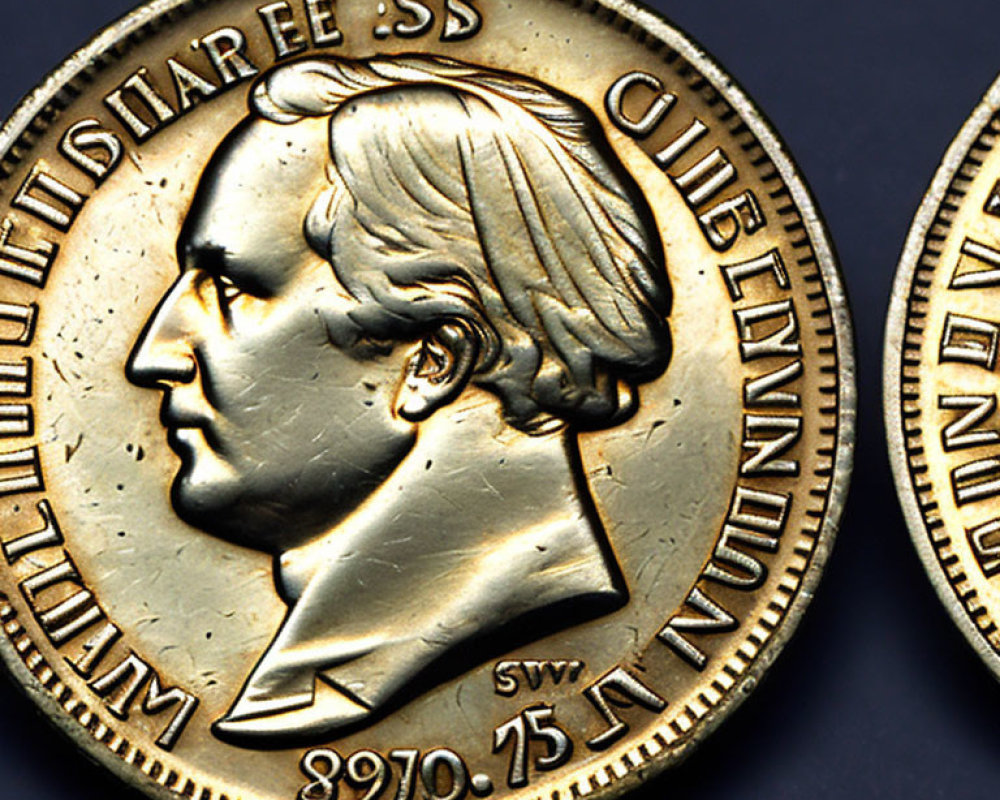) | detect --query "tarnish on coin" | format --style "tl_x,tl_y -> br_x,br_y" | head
887,74 -> 1000,679
0,1 -> 853,799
